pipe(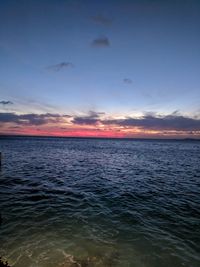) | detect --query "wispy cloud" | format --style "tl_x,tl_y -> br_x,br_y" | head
47,62 -> 74,72
0,101 -> 13,105
91,14 -> 112,26
123,78 -> 132,84
91,36 -> 110,47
